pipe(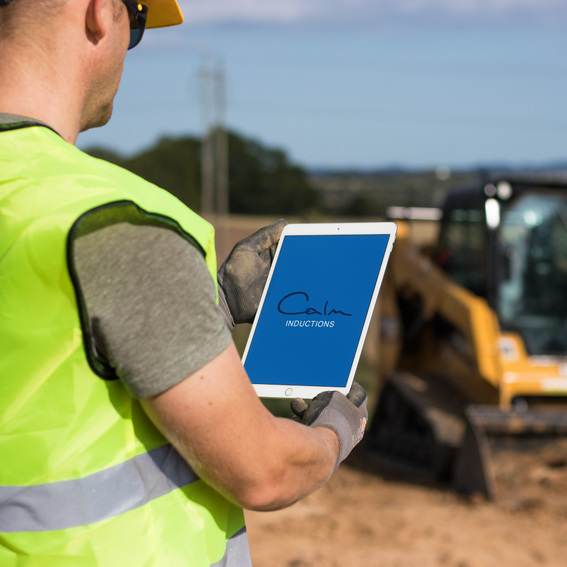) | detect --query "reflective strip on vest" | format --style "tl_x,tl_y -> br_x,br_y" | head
0,444 -> 198,533
211,527 -> 252,567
